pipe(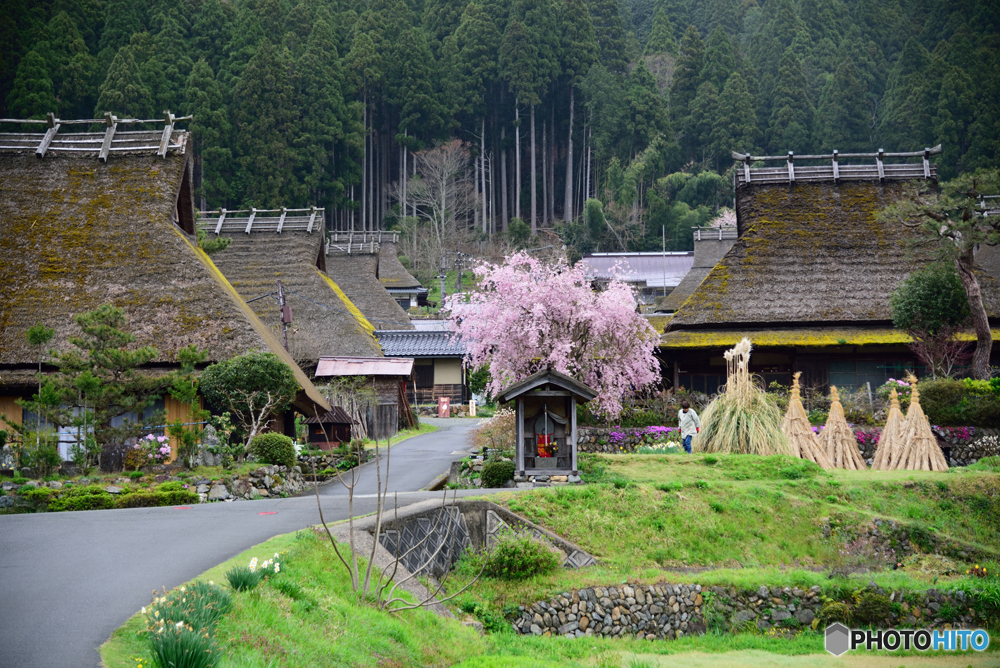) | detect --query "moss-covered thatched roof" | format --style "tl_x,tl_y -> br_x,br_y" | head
325,249 -> 415,330
661,326 -> 1000,349
203,224 -> 383,366
667,181 -> 1000,330
0,144 -> 329,412
378,238 -> 422,289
